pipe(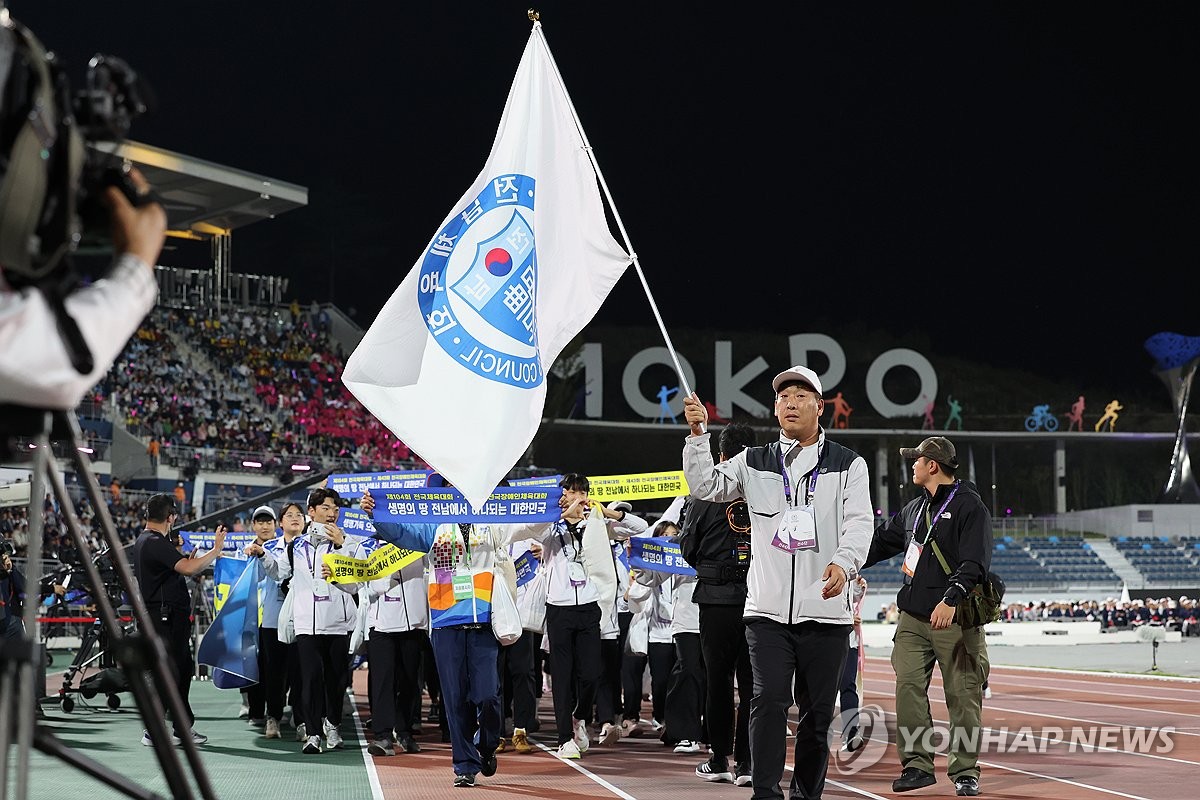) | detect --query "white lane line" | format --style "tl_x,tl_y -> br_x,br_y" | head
975,759 -> 1154,800
534,741 -> 640,800
864,676 -> 1200,724
349,690 -> 385,800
